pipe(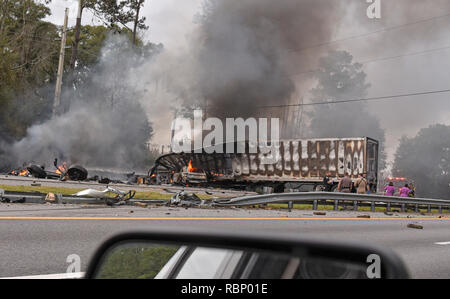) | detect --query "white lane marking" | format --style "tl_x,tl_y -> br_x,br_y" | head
435,242 -> 450,246
0,272 -> 85,279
